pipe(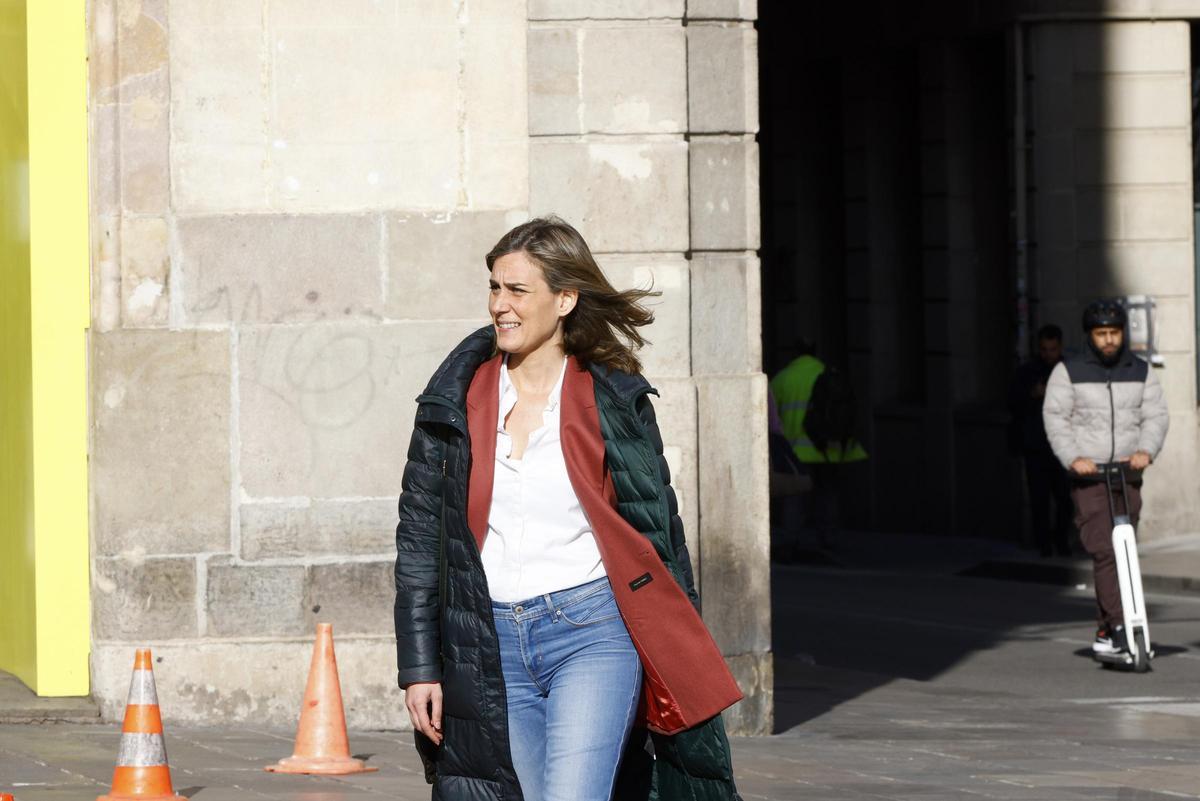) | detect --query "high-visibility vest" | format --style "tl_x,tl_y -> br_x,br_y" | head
769,355 -> 868,464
